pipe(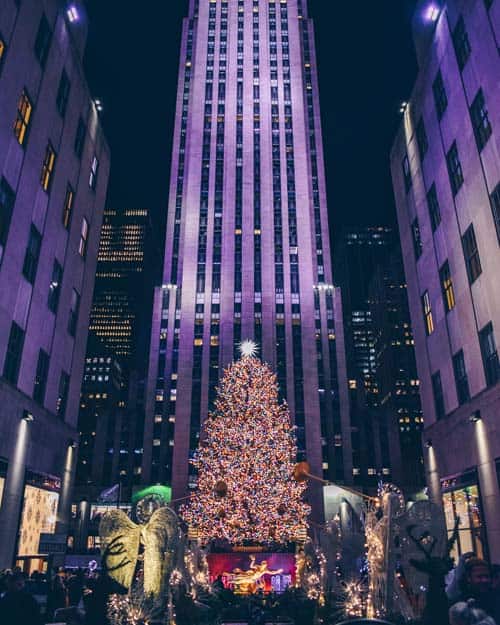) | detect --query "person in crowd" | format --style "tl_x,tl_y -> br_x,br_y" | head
449,599 -> 496,625
450,558 -> 500,624
447,552 -> 475,604
47,566 -> 68,619
0,571 -> 43,625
